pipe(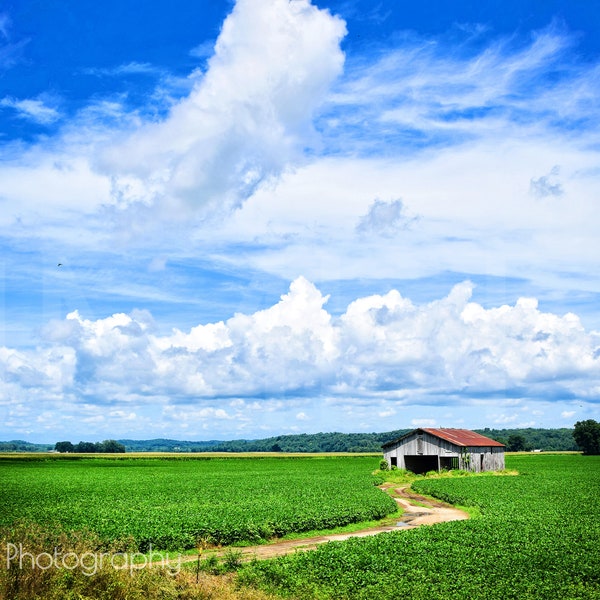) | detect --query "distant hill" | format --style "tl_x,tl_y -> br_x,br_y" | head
118,427 -> 577,453
1,428 -> 578,453
118,431 -> 410,453
120,438 -> 225,452
0,440 -> 53,452
475,427 -> 578,452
